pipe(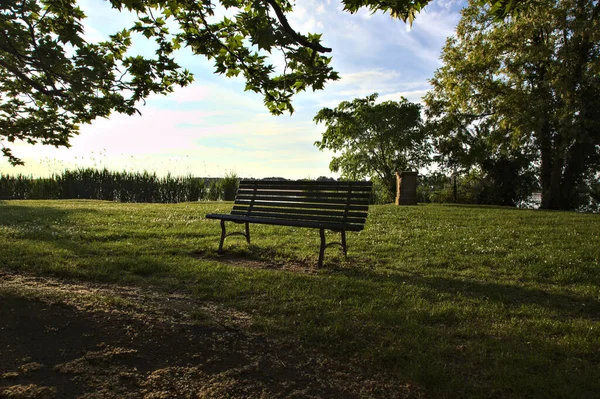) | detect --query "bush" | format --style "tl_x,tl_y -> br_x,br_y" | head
423,167 -> 537,207
205,179 -> 222,201
369,178 -> 393,204
220,171 -> 239,201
